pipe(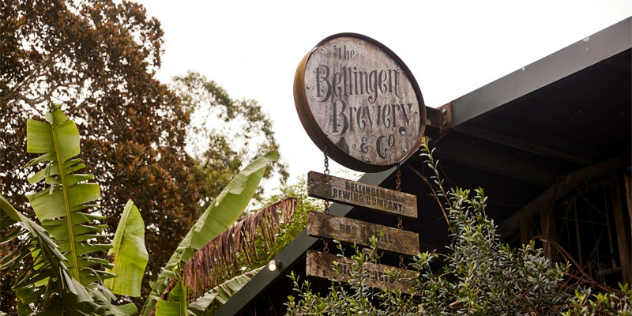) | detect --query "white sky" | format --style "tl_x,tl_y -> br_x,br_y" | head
134,0 -> 631,192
